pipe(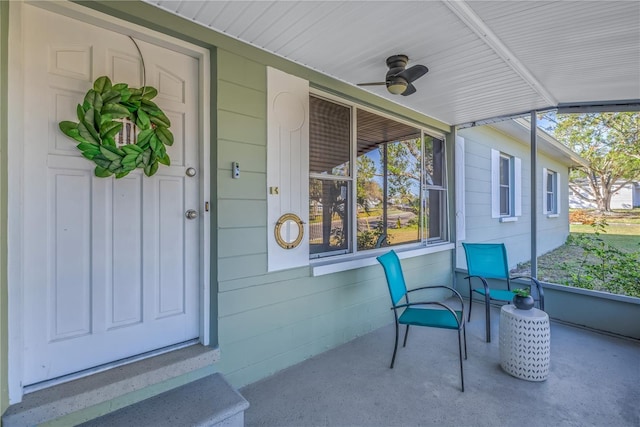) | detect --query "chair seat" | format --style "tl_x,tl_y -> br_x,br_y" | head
399,307 -> 462,330
472,288 -> 514,302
